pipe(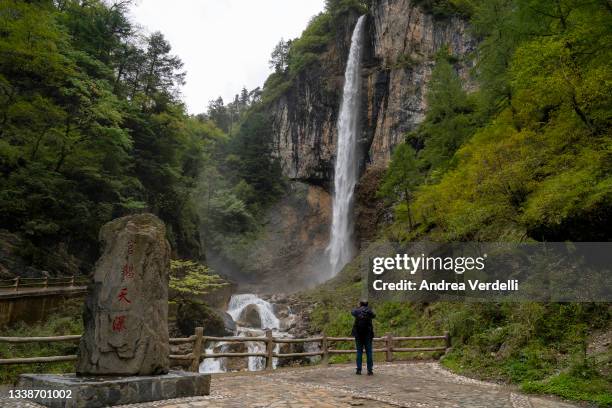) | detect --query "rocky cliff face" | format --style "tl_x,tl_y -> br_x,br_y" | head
207,181 -> 332,293
269,11 -> 359,183
367,0 -> 475,166
269,0 -> 475,183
